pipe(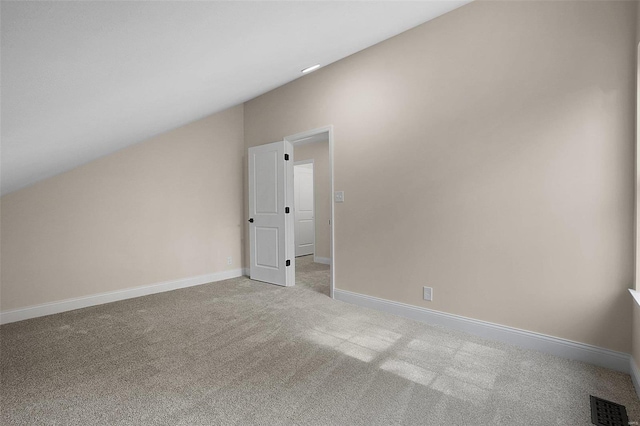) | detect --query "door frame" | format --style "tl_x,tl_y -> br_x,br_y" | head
293,159 -> 315,258
285,125 -> 335,299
